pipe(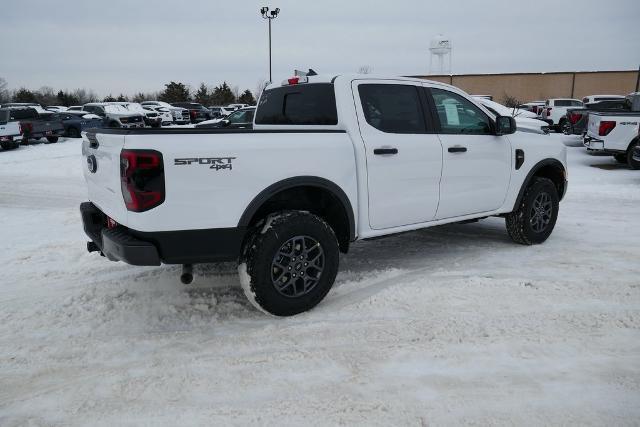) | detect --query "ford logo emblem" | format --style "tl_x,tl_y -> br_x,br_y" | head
87,155 -> 98,173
